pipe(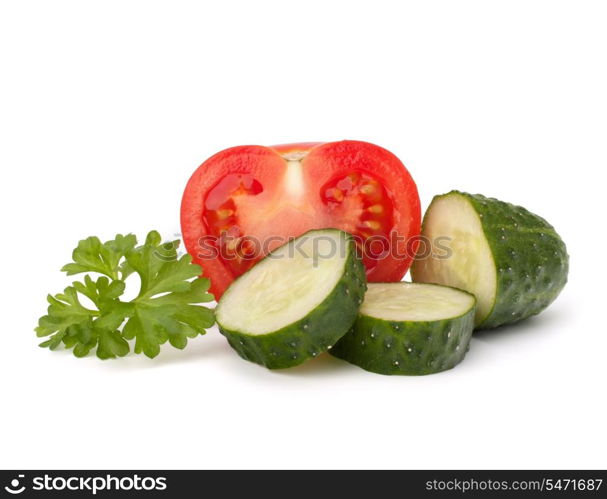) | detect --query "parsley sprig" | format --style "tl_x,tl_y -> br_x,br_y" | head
36,231 -> 215,359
